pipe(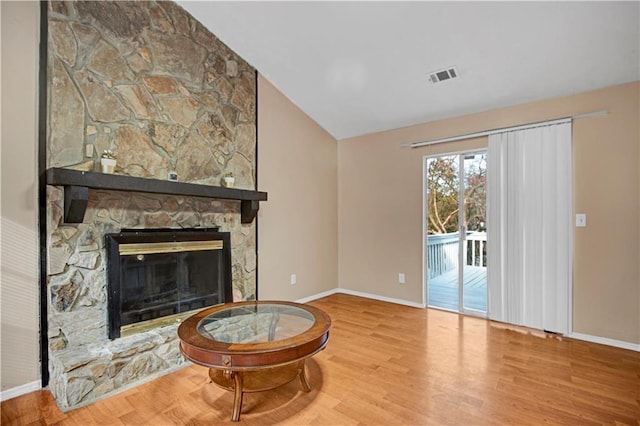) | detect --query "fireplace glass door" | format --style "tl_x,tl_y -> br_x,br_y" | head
106,229 -> 232,339
119,240 -> 225,323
